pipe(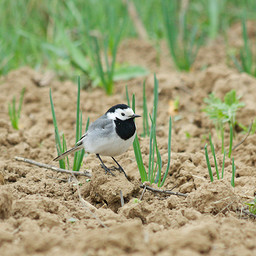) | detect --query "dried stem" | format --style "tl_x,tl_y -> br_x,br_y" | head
120,190 -> 124,207
232,120 -> 253,151
15,156 -> 91,177
140,184 -> 187,197
139,185 -> 147,201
